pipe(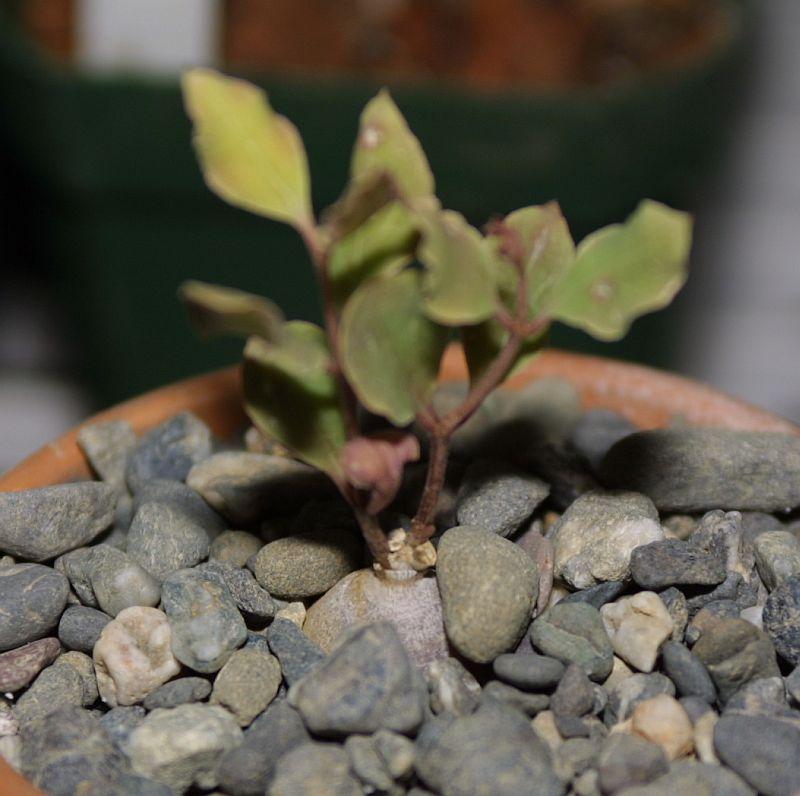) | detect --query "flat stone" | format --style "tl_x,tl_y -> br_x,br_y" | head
600,429 -> 800,513
143,677 -> 211,711
493,652 -> 565,691
426,657 -> 482,716
270,742 -> 361,796
209,530 -> 263,568
124,703 -> 243,792
482,681 -> 550,717
685,599 -> 741,646
252,528 -> 363,601
553,491 -> 663,589
13,660 -> 86,726
455,458 -> 549,537
415,698 -> 564,796
161,568 -> 247,673
714,713 -> 800,796
754,531 -> 800,592
660,641 -> 716,703
693,618 -> 780,704
58,605 -> 111,654
630,539 -> 727,590
763,574 -> 800,665
266,617 -> 326,685
604,673 -> 675,726
125,412 -> 212,493
630,694 -> 694,760
210,647 -> 281,726
0,483 -> 116,562
93,606 -> 181,706
0,564 -> 69,651
560,581 -> 626,610
131,478 -> 226,535
289,622 -> 426,736
198,560 -> 276,623
78,420 -> 136,491
437,526 -> 538,663
601,592 -> 673,673
597,732 -> 668,793
0,638 -> 60,693
620,760 -> 755,796
88,544 -> 161,617
531,602 -> 614,681
551,663 -> 595,717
